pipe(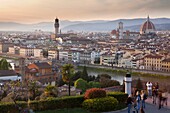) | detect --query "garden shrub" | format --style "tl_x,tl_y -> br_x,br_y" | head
84,88 -> 106,99
0,101 -> 27,113
88,81 -> 101,88
107,92 -> 128,103
0,92 -> 128,112
98,74 -> 111,79
82,96 -> 118,112
0,95 -> 84,112
100,79 -> 120,88
74,78 -> 89,93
